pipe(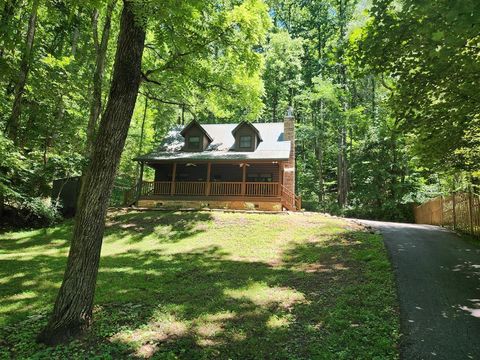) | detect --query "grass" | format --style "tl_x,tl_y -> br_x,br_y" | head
0,210 -> 399,359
